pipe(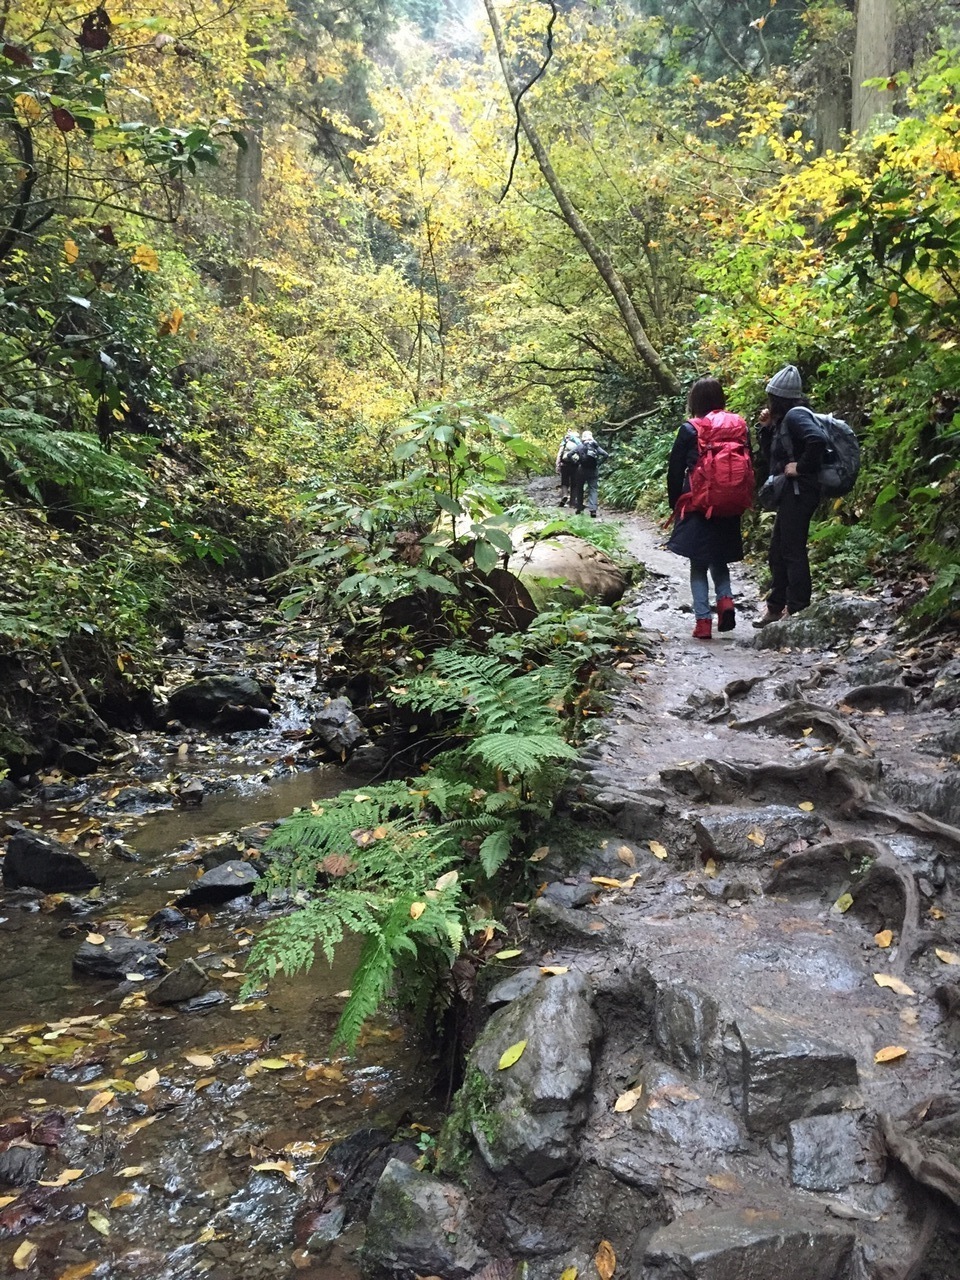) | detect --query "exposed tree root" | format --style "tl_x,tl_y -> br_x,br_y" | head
730,700 -> 871,755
